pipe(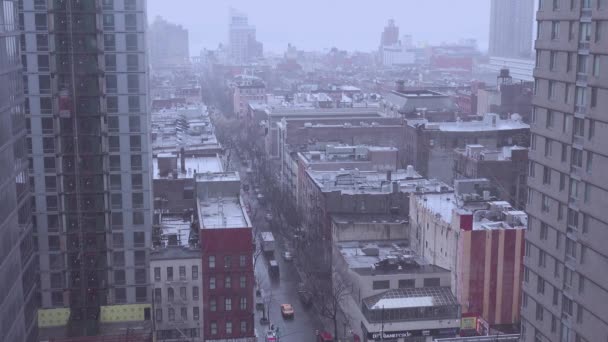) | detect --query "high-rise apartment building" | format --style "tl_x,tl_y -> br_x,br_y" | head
21,0 -> 152,335
149,16 -> 189,70
380,19 -> 399,47
228,8 -> 262,64
489,0 -> 535,59
521,1 -> 608,341
0,2 -> 38,342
